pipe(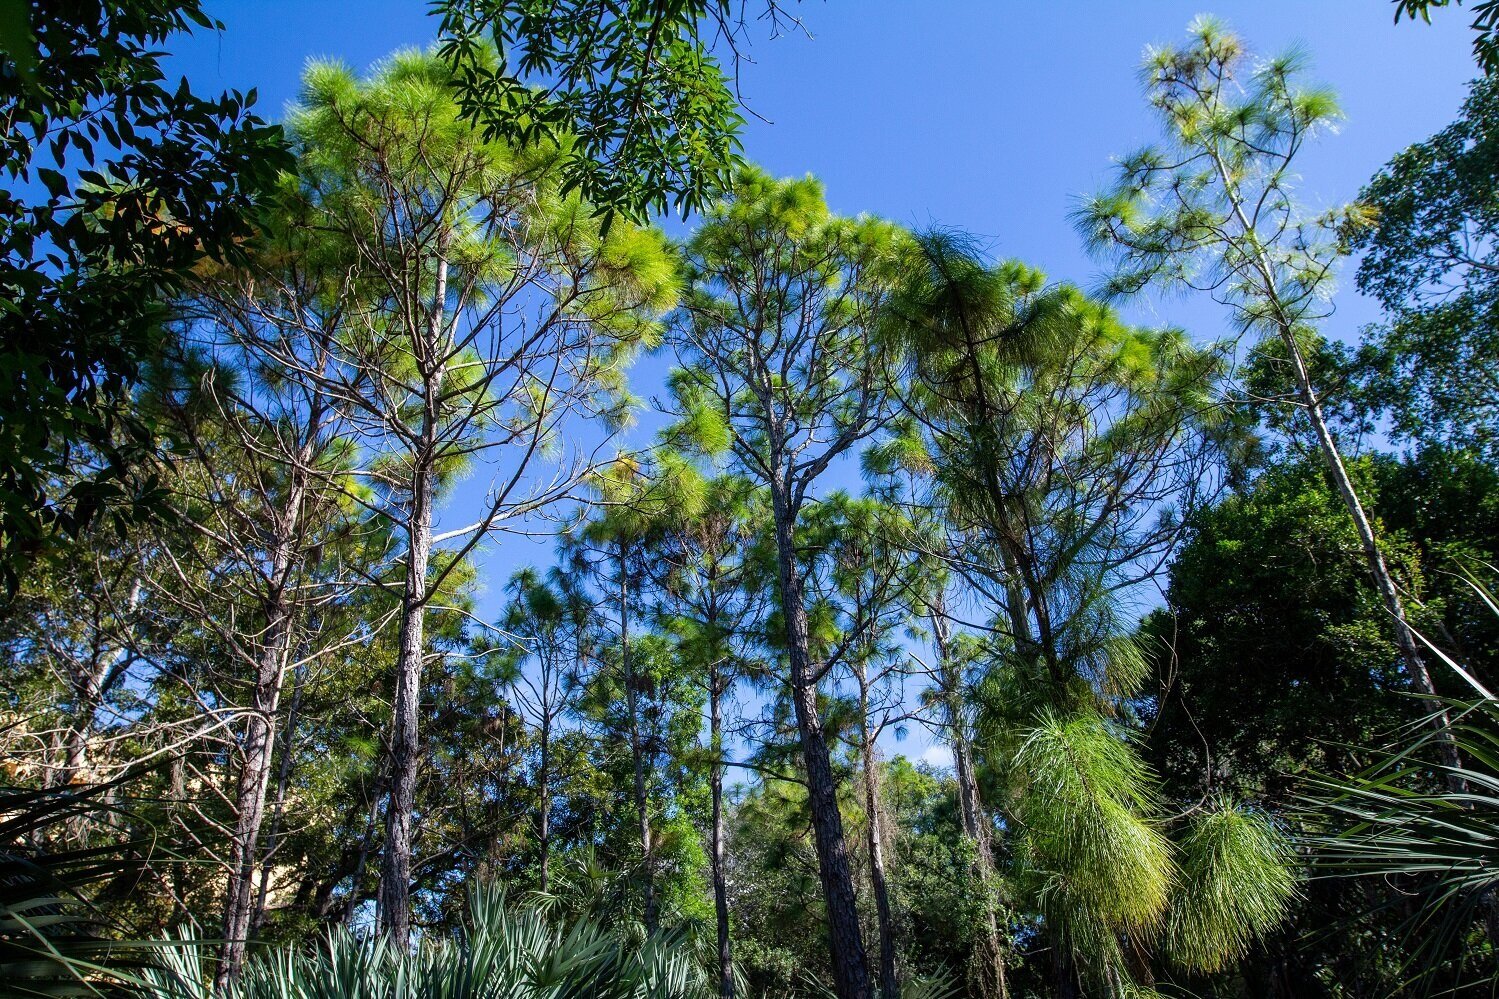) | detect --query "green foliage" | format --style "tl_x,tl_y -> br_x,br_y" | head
435,0 -> 775,223
1164,803 -> 1298,974
140,882 -> 711,999
672,169 -> 909,477
1140,450 -> 1499,992
1307,692 -> 1499,993
1142,452 -> 1499,803
0,775 -> 181,997
8,11 -> 1497,997
1078,15 -> 1349,344
1395,0 -> 1499,74
883,230 -> 1223,709
0,0 -> 290,593
1353,75 -> 1499,458
1007,711 -> 1174,963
